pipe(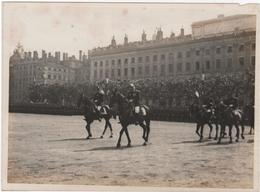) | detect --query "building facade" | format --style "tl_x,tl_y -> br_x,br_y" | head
9,47 -> 90,104
88,14 -> 256,82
